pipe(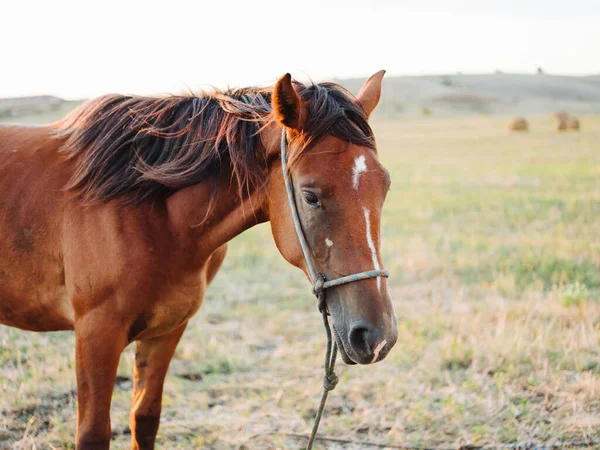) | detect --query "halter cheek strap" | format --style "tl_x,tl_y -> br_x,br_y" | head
280,129 -> 389,449
280,129 -> 389,308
